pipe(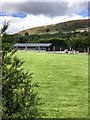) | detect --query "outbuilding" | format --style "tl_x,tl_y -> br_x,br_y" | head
13,43 -> 53,51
